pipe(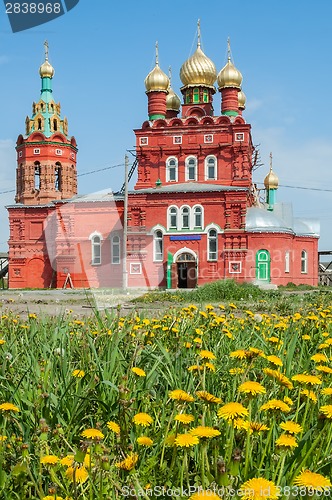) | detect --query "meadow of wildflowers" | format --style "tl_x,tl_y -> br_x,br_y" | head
0,290 -> 332,499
